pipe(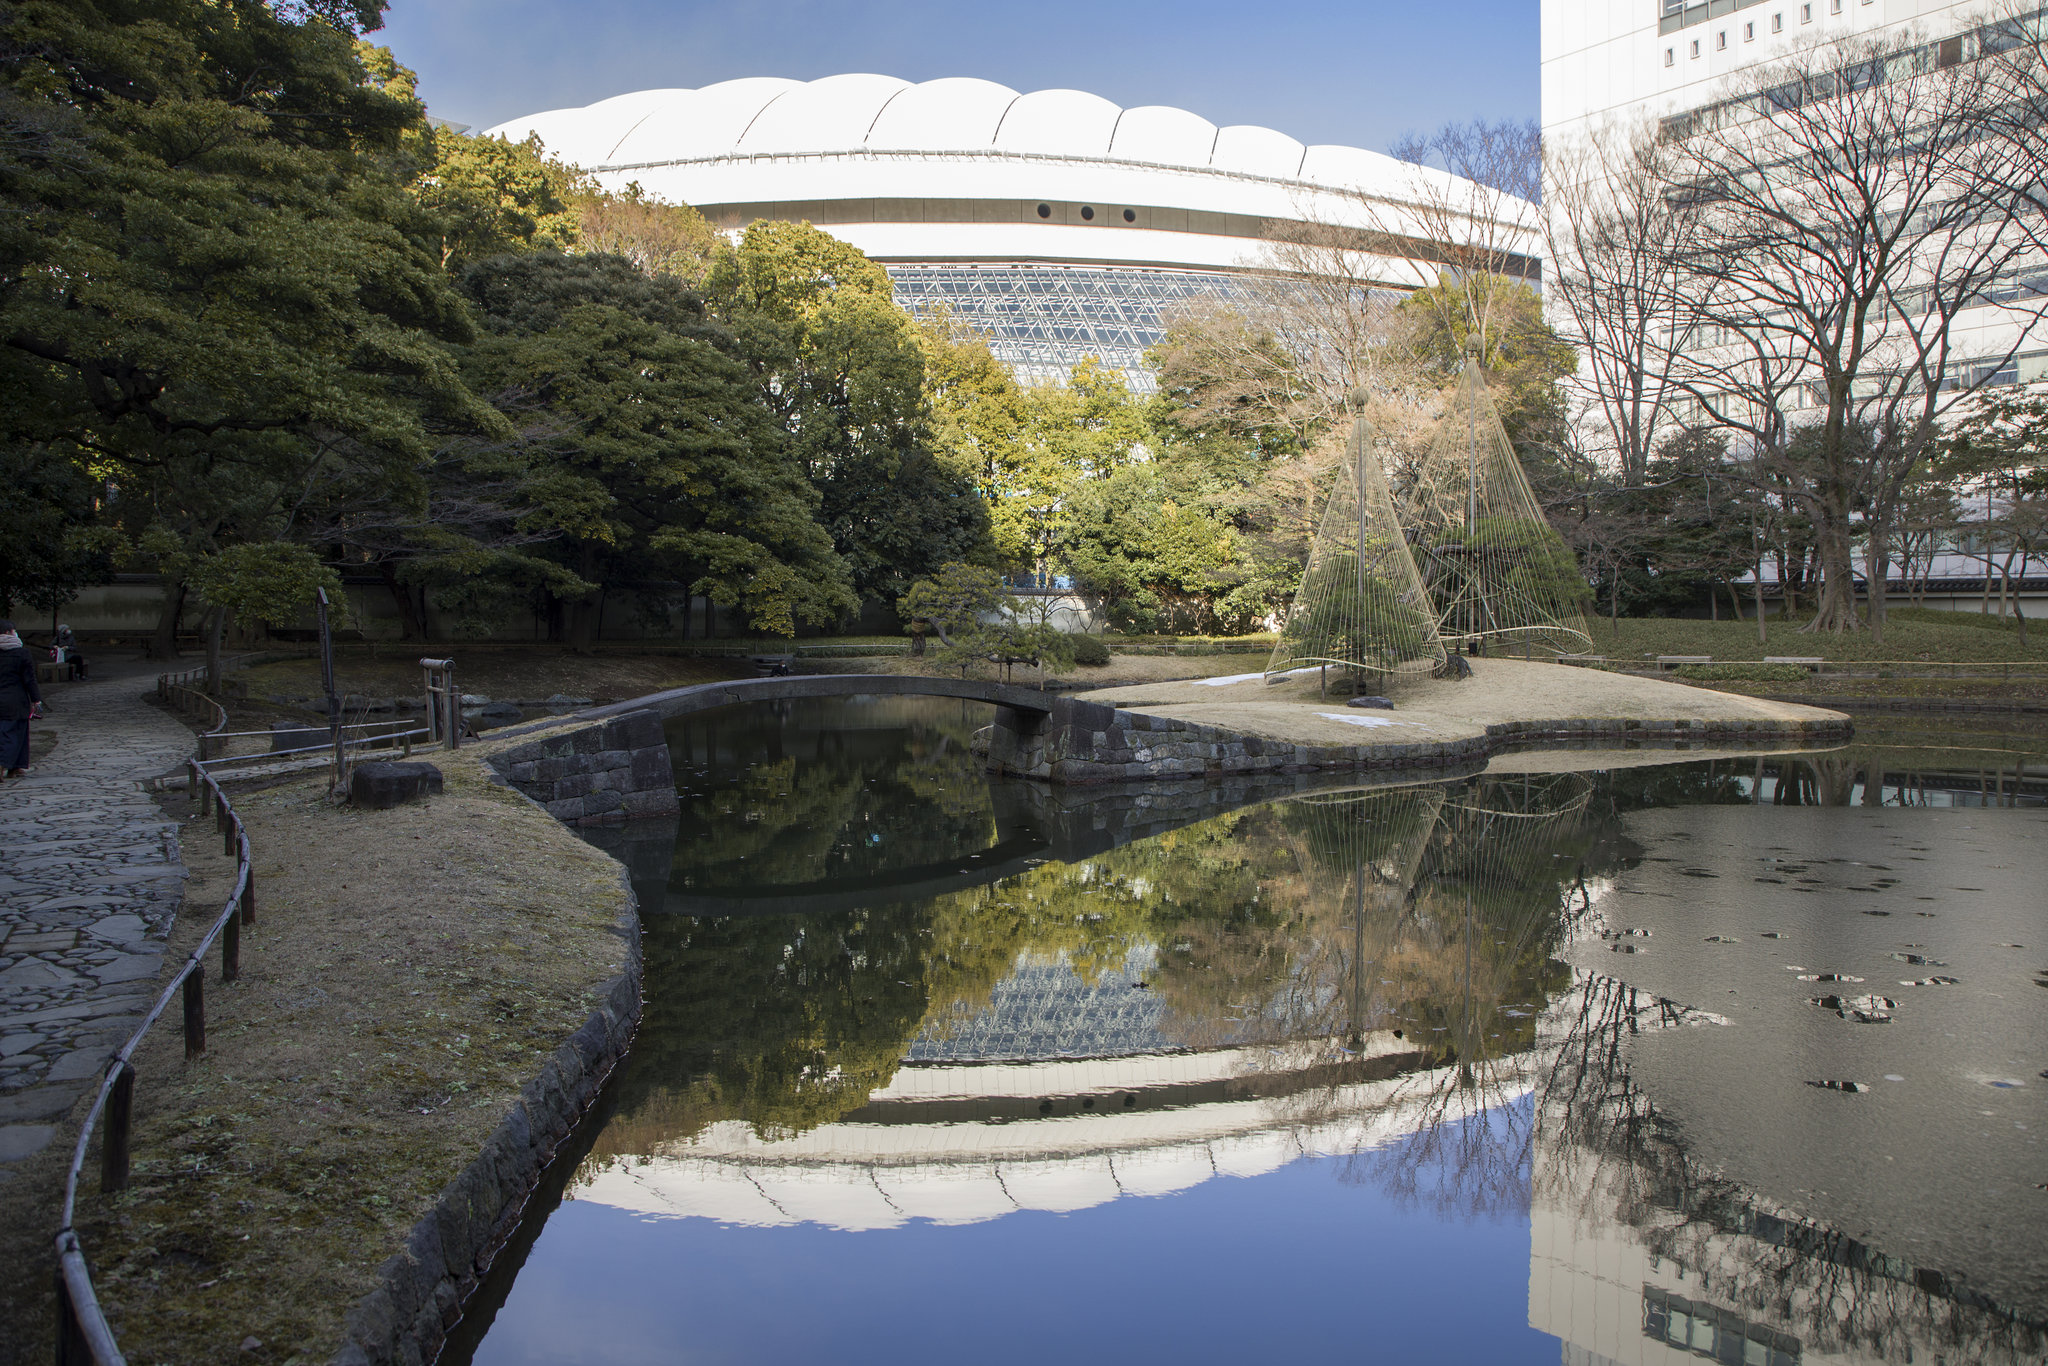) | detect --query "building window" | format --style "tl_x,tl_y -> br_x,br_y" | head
1691,37 -> 1701,57
1800,3 -> 1812,21
1831,0 -> 1842,11
1080,205 -> 1095,221
1122,208 -> 1136,223
1665,46 -> 1676,65
1744,21 -> 1754,39
1036,203 -> 1051,219
1772,12 -> 1783,31
1717,29 -> 1727,48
